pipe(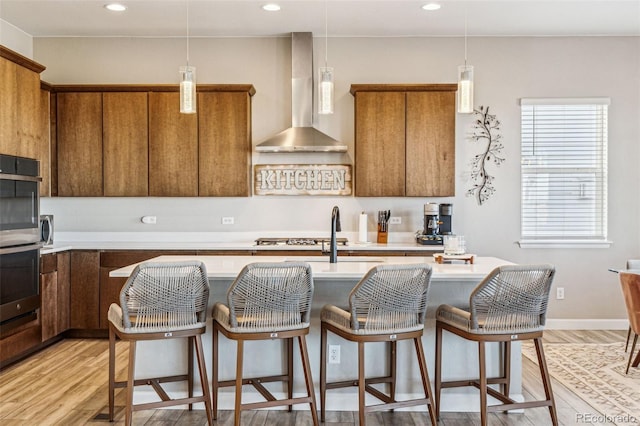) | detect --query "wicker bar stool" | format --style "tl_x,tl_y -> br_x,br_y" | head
212,262 -> 318,426
435,264 -> 557,426
320,264 -> 437,426
108,261 -> 213,426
